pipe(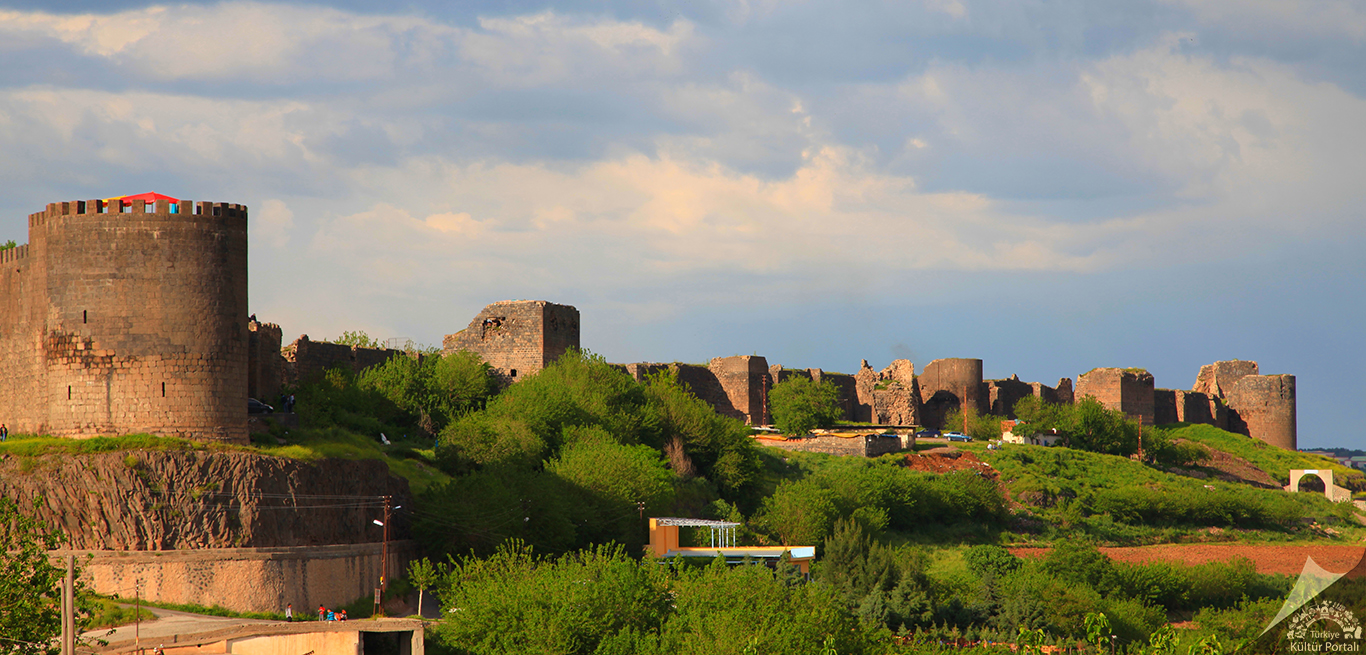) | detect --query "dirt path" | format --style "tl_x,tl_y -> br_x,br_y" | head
84,605 -> 274,651
1010,544 -> 1366,576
